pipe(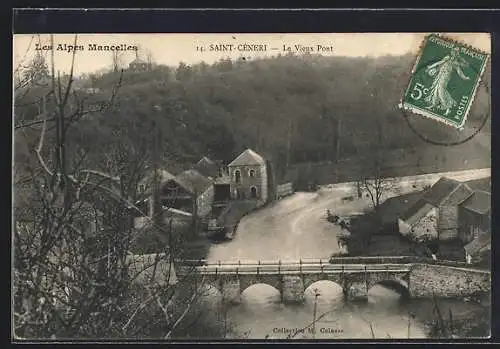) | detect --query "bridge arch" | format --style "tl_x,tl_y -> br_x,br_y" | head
368,279 -> 410,299
304,280 -> 345,301
239,274 -> 282,296
240,283 -> 282,305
